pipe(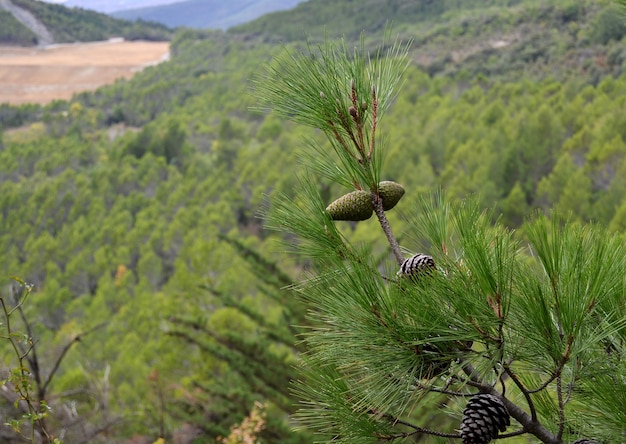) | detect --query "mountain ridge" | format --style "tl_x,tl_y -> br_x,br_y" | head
111,0 -> 303,30
0,0 -> 171,46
